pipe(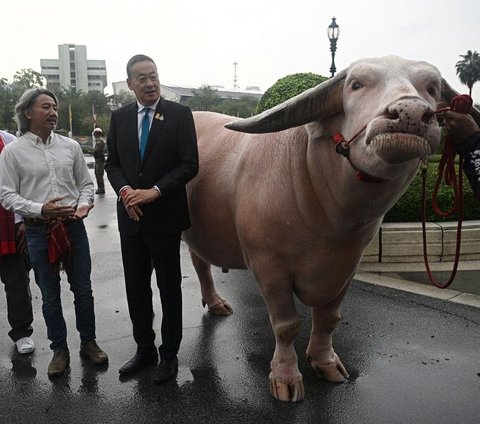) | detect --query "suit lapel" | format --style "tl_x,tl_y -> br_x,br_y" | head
121,103 -> 140,160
